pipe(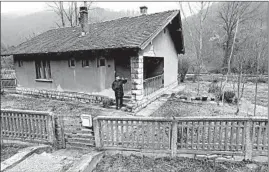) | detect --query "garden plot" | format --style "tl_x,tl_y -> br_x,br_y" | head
151,81 -> 268,117
93,154 -> 268,172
